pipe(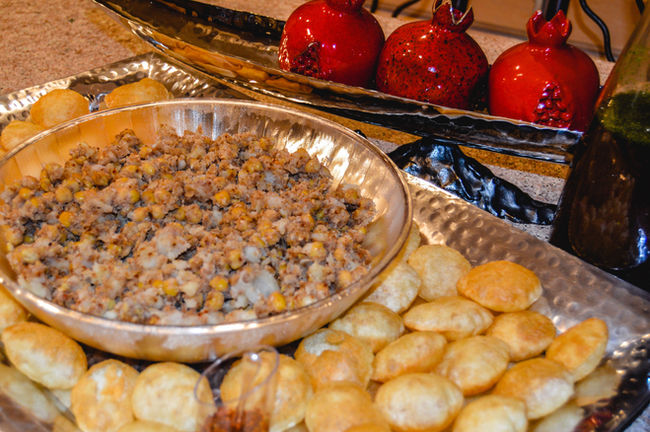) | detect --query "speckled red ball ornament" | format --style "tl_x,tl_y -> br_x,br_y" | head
375,0 -> 488,109
488,10 -> 600,131
278,0 -> 385,87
